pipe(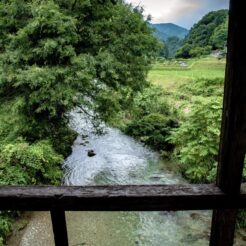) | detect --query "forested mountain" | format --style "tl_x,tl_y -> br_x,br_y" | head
151,23 -> 188,58
152,23 -> 188,40
176,10 -> 228,58
165,37 -> 184,58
